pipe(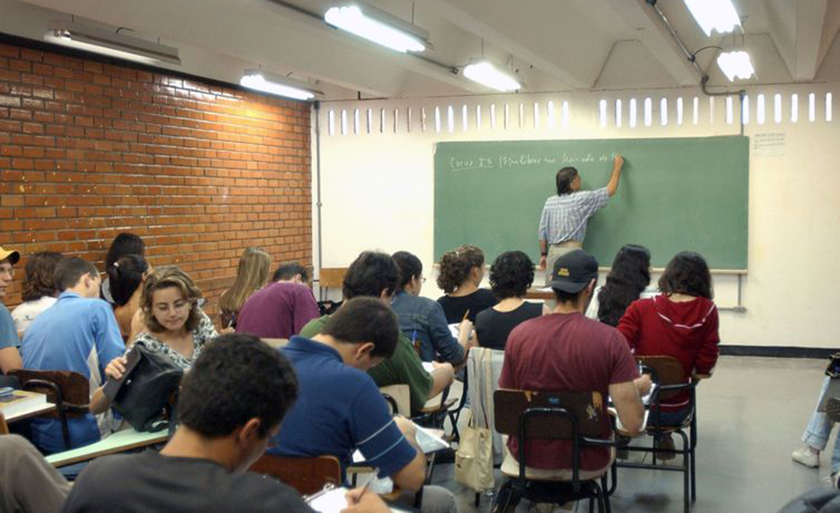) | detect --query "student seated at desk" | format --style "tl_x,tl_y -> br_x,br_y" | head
585,244 -> 655,326
436,244 -> 497,324
474,250 -> 544,351
391,251 -> 470,364
300,251 -> 453,415
273,297 -> 456,513
21,256 -> 125,453
11,251 -> 62,337
0,246 -> 23,376
219,247 -> 272,329
107,254 -> 150,343
235,259 -> 320,343
101,232 -> 145,306
0,435 -> 70,513
64,333 -> 390,513
617,251 -> 719,456
90,266 -> 219,414
499,250 -> 650,479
